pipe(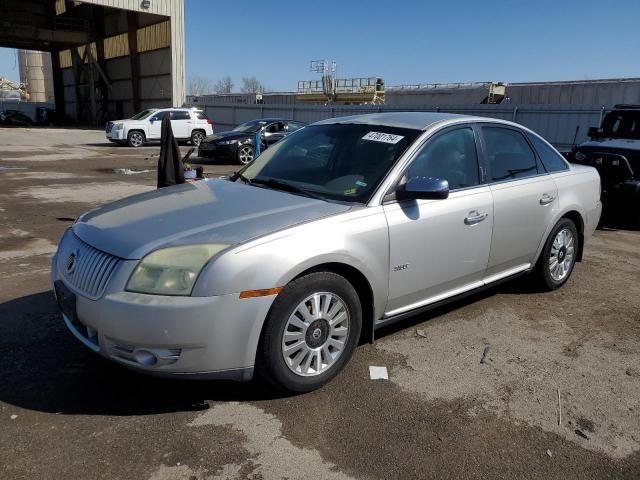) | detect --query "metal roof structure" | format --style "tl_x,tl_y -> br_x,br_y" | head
0,0 -> 185,123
